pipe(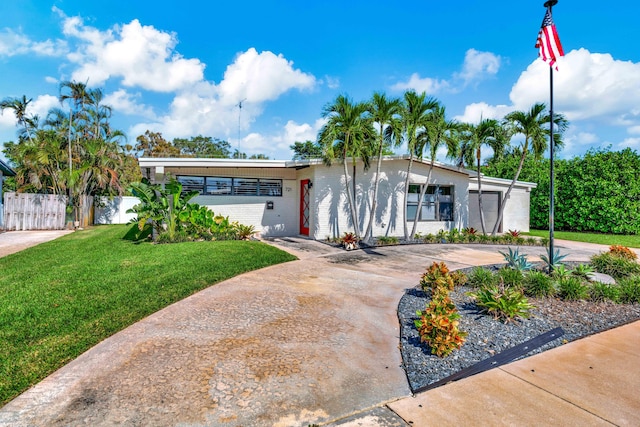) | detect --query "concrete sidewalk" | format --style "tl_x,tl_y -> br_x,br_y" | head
0,229 -> 73,258
1,237 -> 637,426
